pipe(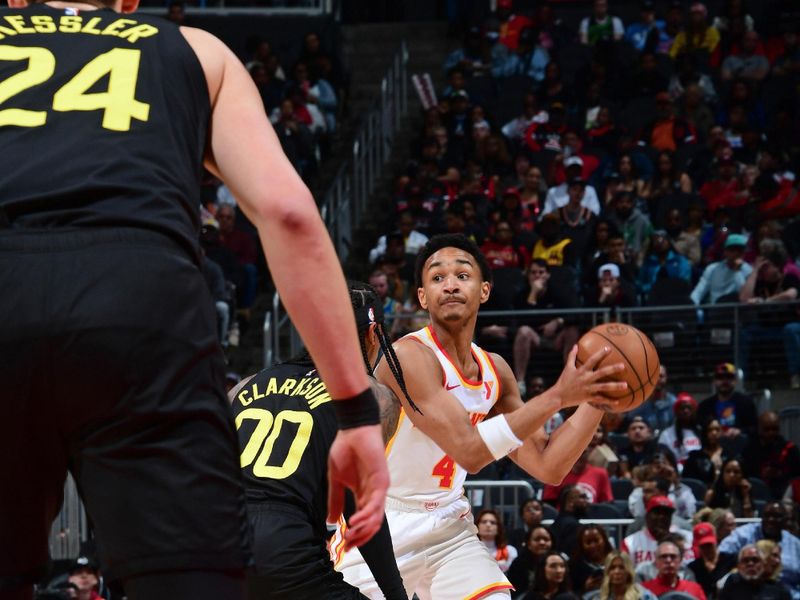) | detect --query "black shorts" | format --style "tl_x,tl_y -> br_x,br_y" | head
247,502 -> 366,600
0,227 -> 251,585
